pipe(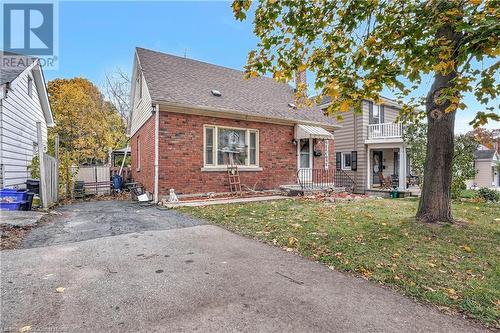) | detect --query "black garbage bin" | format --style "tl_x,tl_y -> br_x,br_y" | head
26,179 -> 40,195
23,192 -> 35,211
